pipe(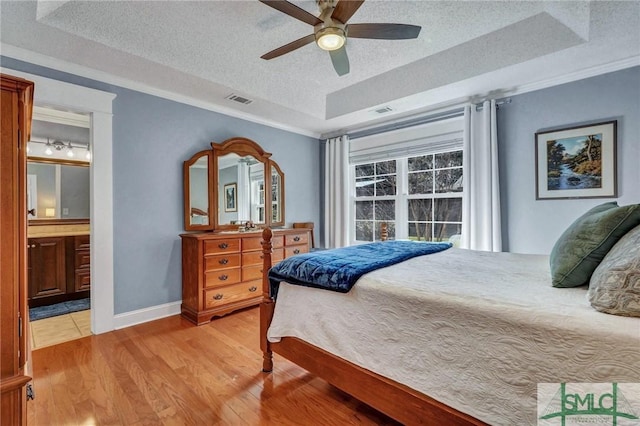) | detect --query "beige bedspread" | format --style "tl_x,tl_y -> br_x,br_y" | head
267,248 -> 640,425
